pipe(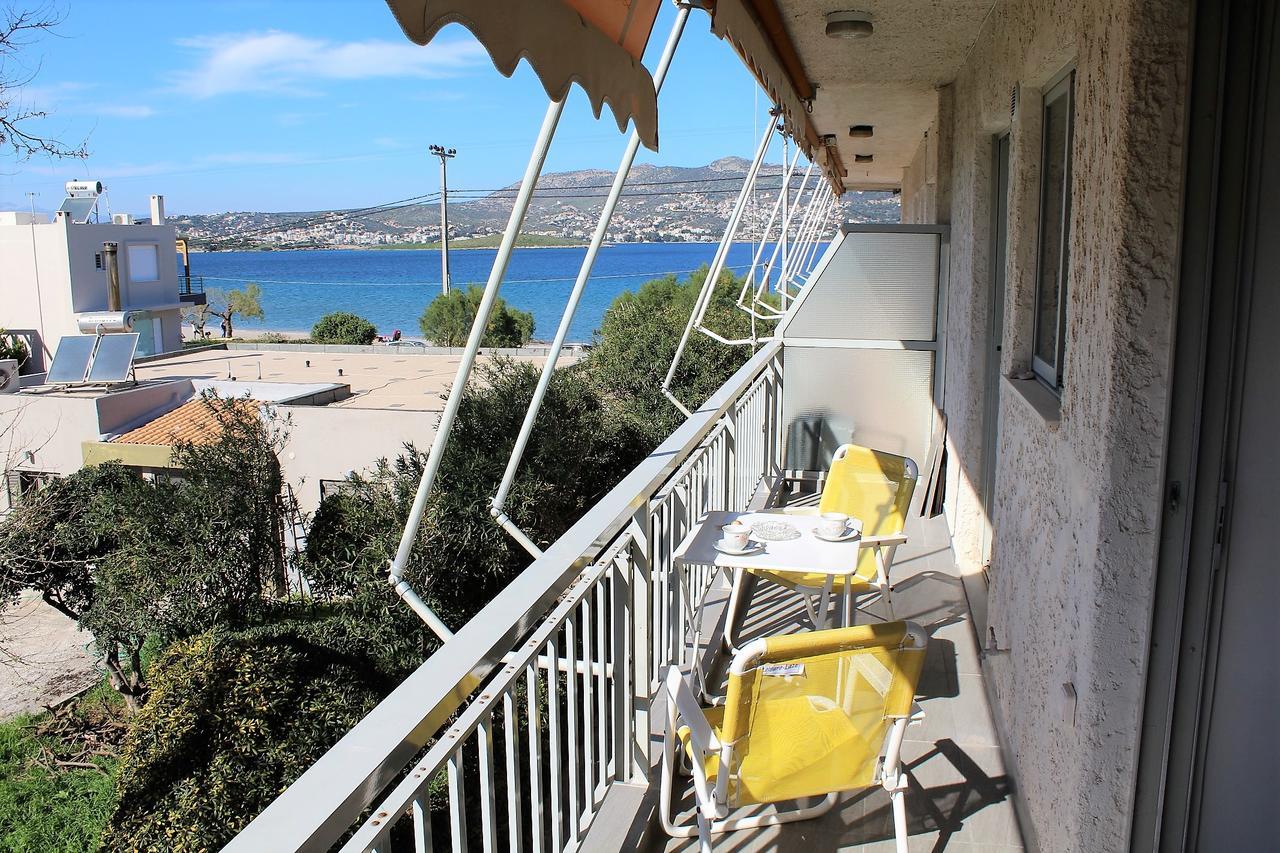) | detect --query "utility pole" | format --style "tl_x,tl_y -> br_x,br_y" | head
429,144 -> 457,294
